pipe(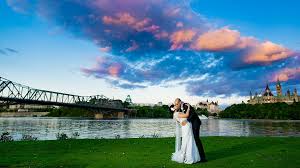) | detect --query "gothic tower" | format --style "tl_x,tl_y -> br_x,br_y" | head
276,78 -> 282,96
293,88 -> 298,96
287,89 -> 291,98
293,88 -> 298,102
125,95 -> 133,104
